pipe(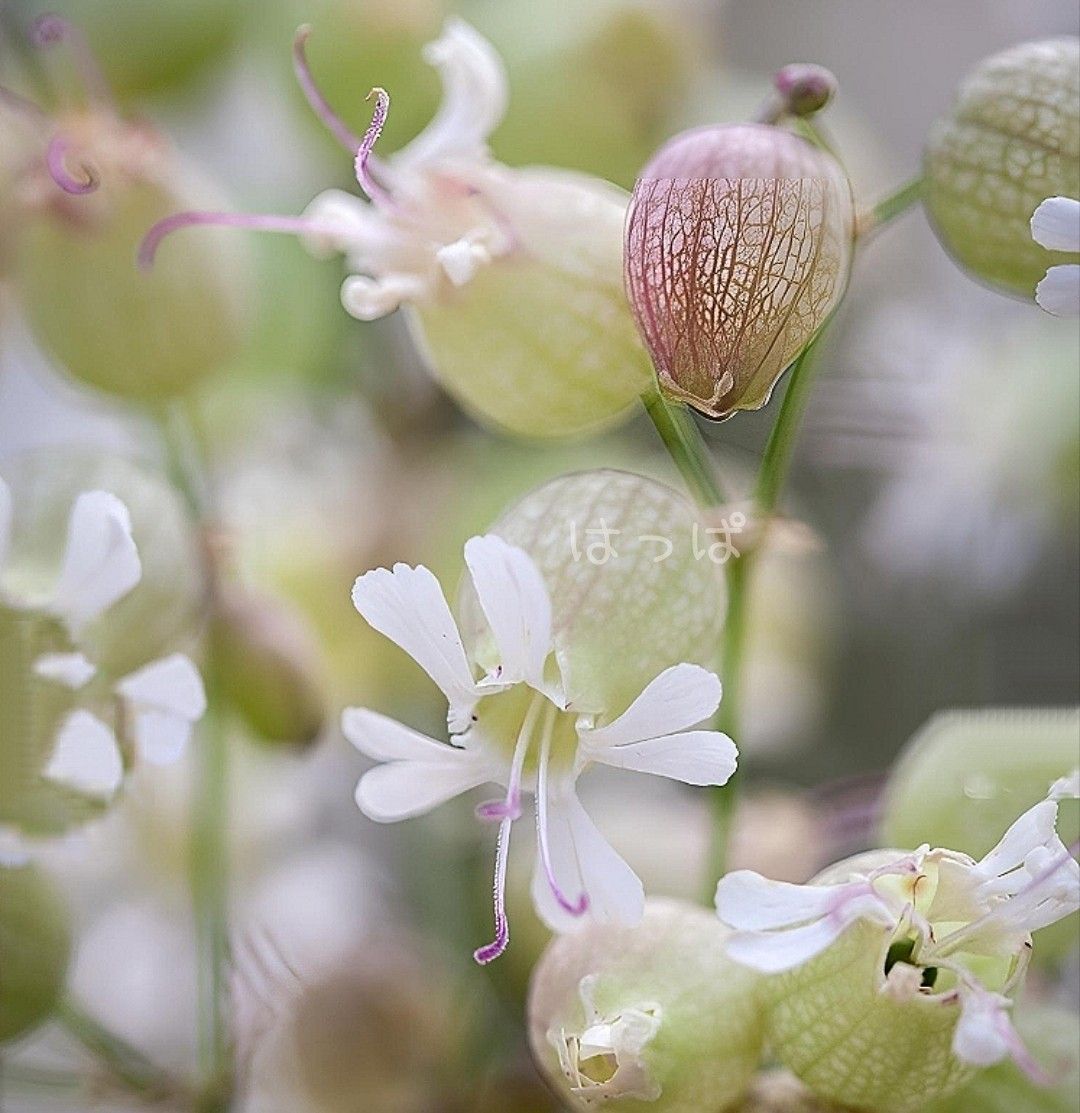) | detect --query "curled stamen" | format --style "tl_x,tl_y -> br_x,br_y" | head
292,25 -> 363,154
474,815 -> 512,965
138,210 -> 352,270
476,797 -> 520,822
355,87 -> 394,208
46,135 -> 98,195
536,705 -> 589,918
31,14 -> 114,106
